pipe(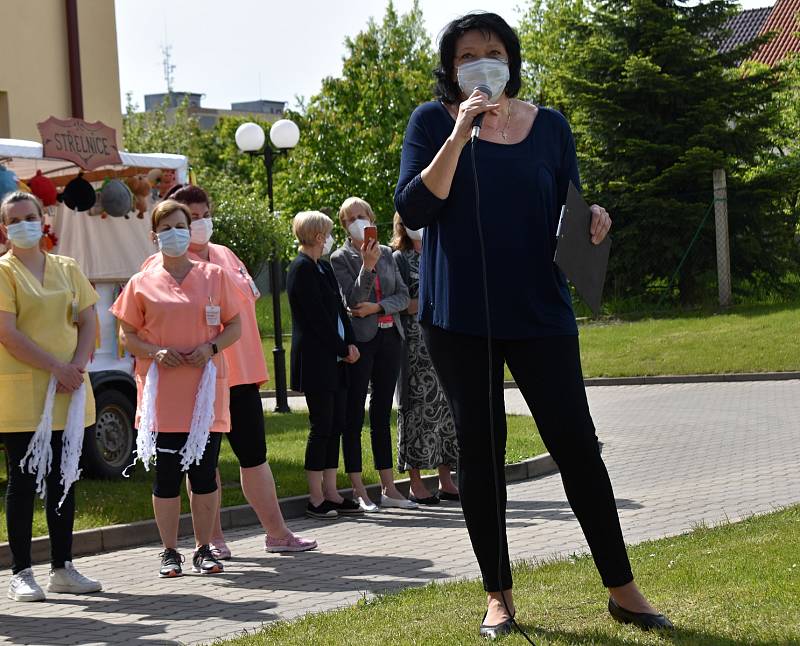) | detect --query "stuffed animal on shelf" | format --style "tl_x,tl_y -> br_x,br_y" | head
58,173 -> 96,212
28,170 -> 58,206
125,175 -> 151,218
99,178 -> 134,218
0,165 -> 18,201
